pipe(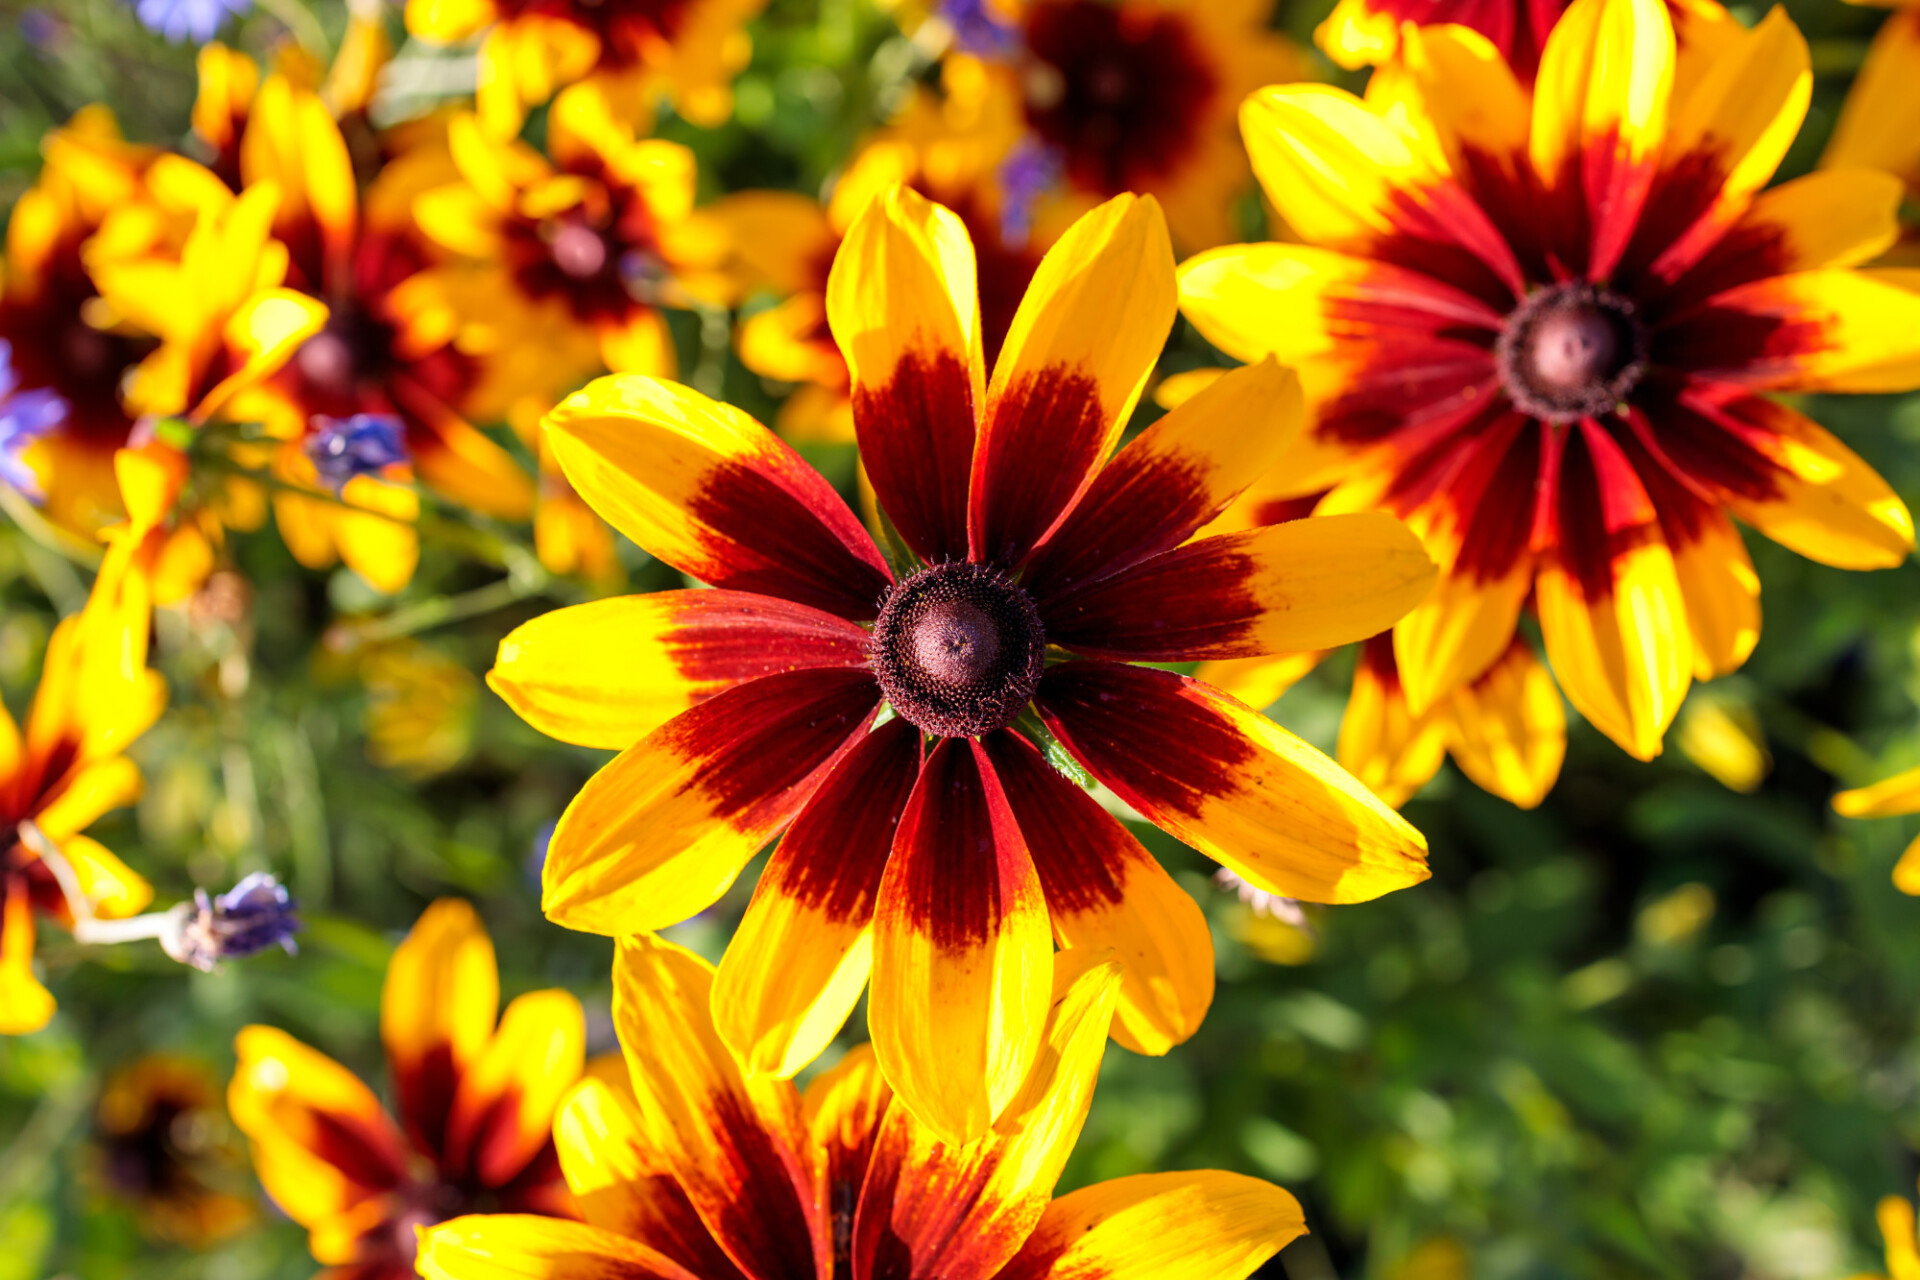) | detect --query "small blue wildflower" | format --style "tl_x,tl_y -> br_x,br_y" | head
938,0 -> 1023,57
526,819 -> 556,885
0,339 -> 68,501
305,413 -> 410,493
997,136 -> 1065,249
130,0 -> 251,44
19,8 -> 62,48
161,872 -> 301,971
